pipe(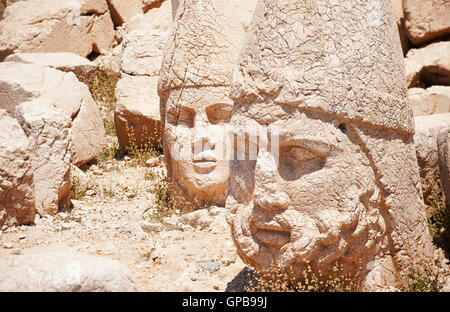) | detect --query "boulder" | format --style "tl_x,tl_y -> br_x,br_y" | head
113,0 -> 171,149
404,41 -> 450,88
0,253 -> 139,291
5,52 -> 98,87
116,0 -> 172,41
403,0 -> 450,45
179,207 -> 229,232
438,127 -> 450,203
143,0 -> 165,12
391,0 -> 410,55
114,75 -> 162,149
15,98 -> 72,216
0,110 -> 36,227
408,86 -> 450,116
0,0 -> 115,60
121,29 -> 167,77
414,113 -> 450,202
93,44 -> 123,74
106,0 -> 143,26
0,62 -> 106,167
